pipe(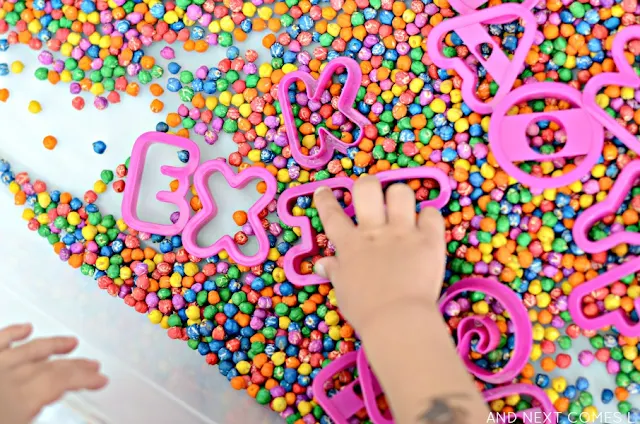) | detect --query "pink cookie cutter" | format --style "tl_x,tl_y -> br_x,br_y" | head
426,4 -> 536,115
583,25 -> 640,155
436,278 -> 532,385
312,351 -> 385,424
277,167 -> 452,287
573,160 -> 640,253
314,277 -> 536,424
181,160 -> 277,266
277,178 -> 356,287
277,57 -> 371,170
121,132 -> 201,236
488,82 -> 604,189
568,257 -> 640,336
